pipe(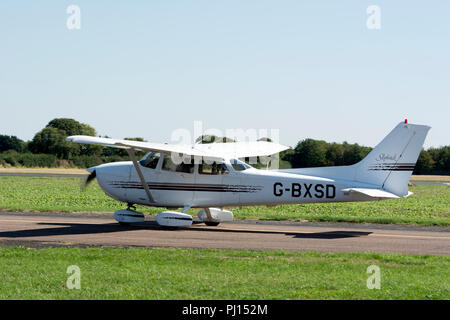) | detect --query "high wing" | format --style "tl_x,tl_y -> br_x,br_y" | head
66,135 -> 211,158
194,141 -> 290,158
66,135 -> 290,159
